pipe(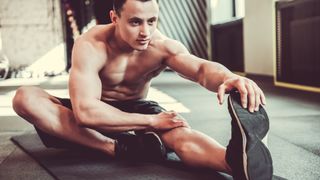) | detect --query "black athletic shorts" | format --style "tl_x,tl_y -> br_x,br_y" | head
35,97 -> 167,150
